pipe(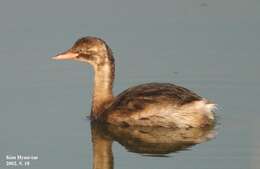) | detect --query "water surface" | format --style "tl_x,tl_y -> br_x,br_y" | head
1,0 -> 260,168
